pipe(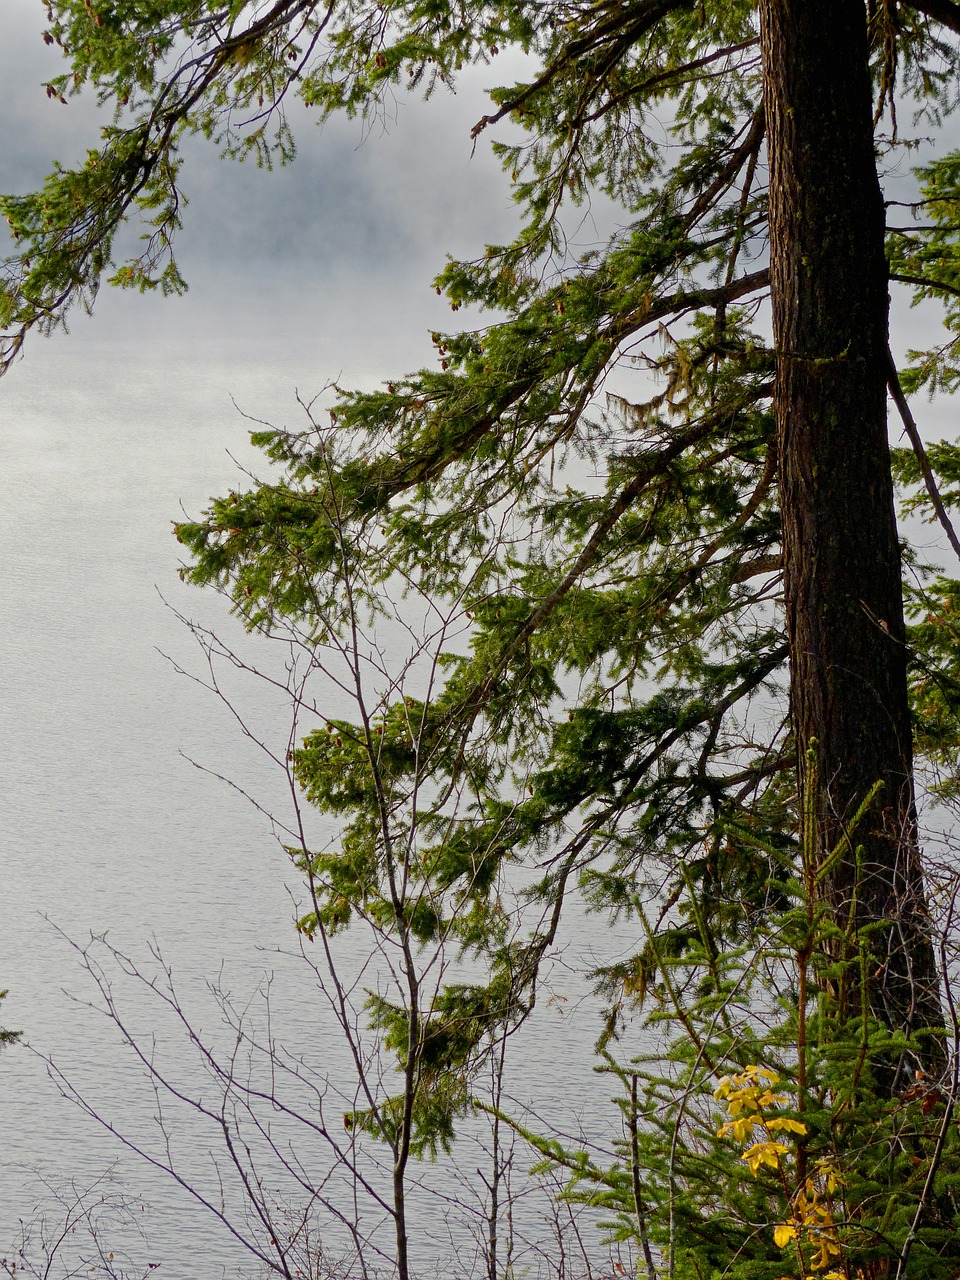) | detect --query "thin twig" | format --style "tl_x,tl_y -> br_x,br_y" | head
886,346 -> 960,567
